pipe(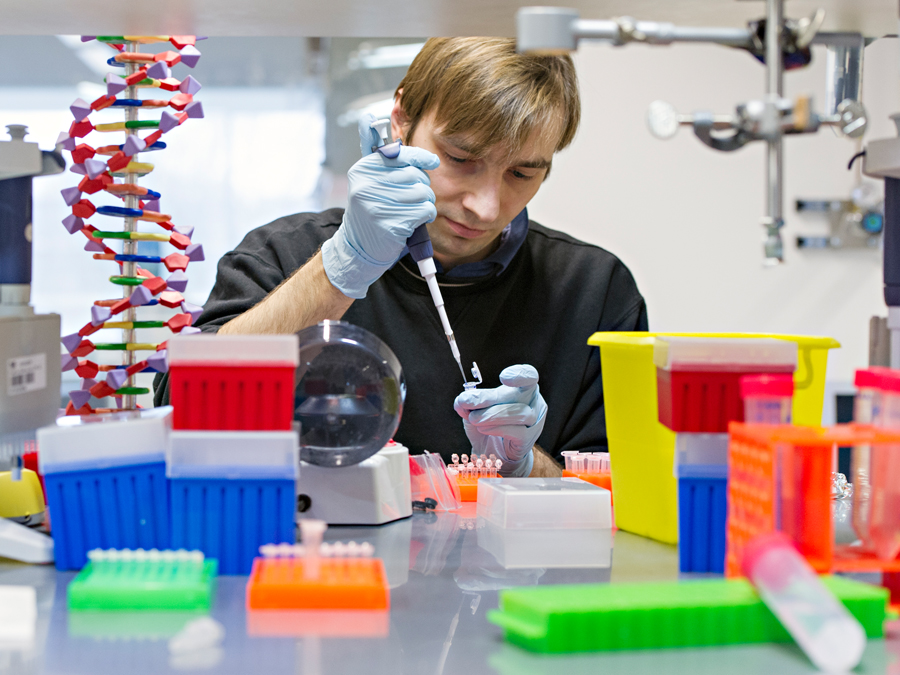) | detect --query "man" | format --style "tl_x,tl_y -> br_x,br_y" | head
154,37 -> 647,477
